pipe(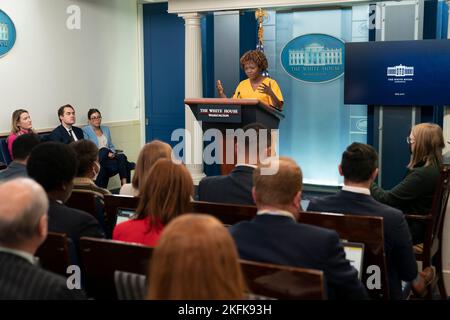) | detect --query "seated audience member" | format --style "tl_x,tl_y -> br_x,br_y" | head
0,178 -> 85,299
0,134 -> 40,182
113,159 -> 193,246
83,108 -> 134,188
27,142 -> 104,243
370,123 -> 445,244
147,214 -> 246,300
198,122 -> 271,205
70,140 -> 111,198
230,157 -> 368,299
47,104 -> 84,144
6,109 -> 35,159
308,142 -> 433,299
120,140 -> 172,196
